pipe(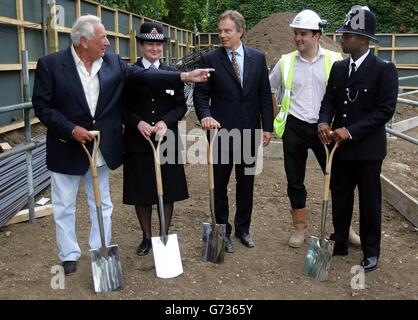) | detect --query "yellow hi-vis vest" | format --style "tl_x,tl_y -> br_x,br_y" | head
273,49 -> 342,138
